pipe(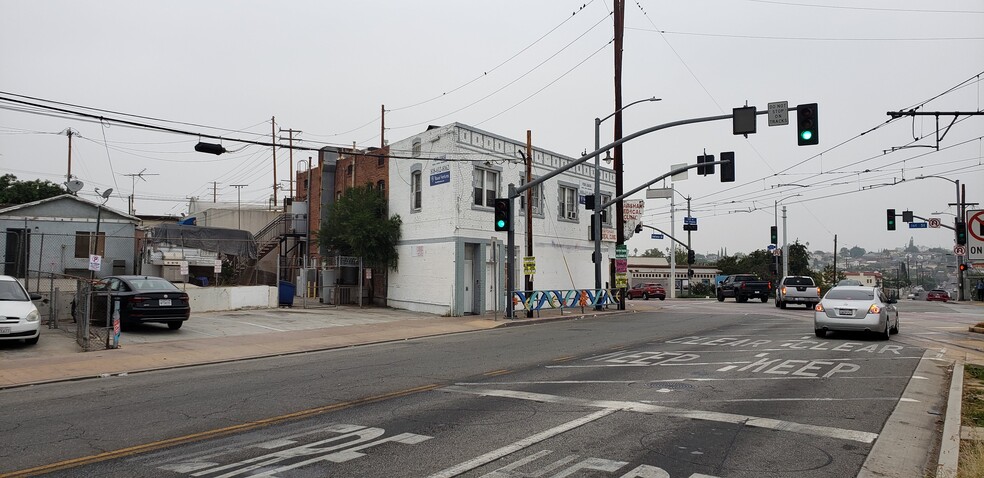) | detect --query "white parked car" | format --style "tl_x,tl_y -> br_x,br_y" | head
814,286 -> 898,340
0,275 -> 43,345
